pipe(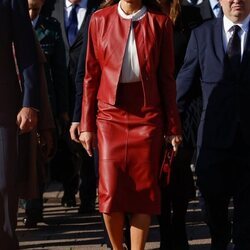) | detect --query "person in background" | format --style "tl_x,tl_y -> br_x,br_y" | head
182,0 -> 224,233
20,0 -> 69,228
28,0 -> 69,123
0,0 -> 40,249
158,0 -> 223,248
52,0 -> 100,213
157,1 -> 197,249
79,0 -> 182,249
18,38 -> 56,228
176,0 -> 250,248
